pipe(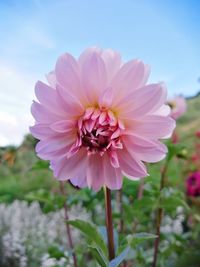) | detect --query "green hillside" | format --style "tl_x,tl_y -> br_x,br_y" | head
177,94 -> 200,150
